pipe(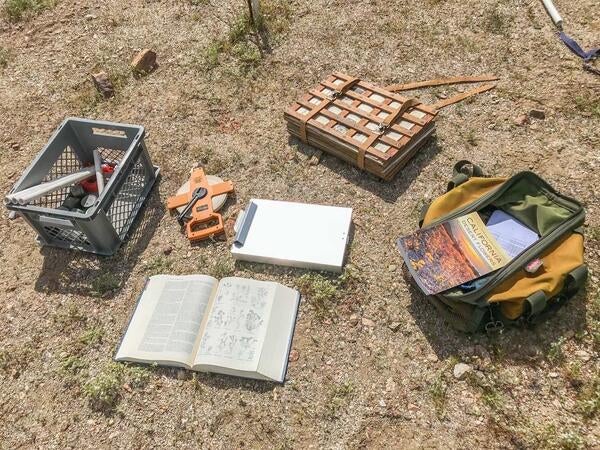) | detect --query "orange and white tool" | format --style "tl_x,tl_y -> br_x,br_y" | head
167,167 -> 234,242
